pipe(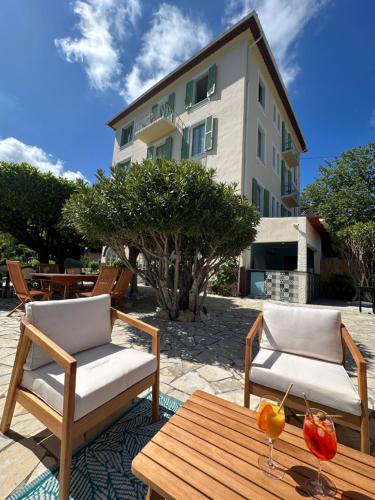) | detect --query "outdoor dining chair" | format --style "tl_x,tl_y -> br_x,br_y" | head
110,267 -> 133,306
0,294 -> 160,500
76,266 -> 118,298
244,302 -> 369,453
5,260 -> 51,317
